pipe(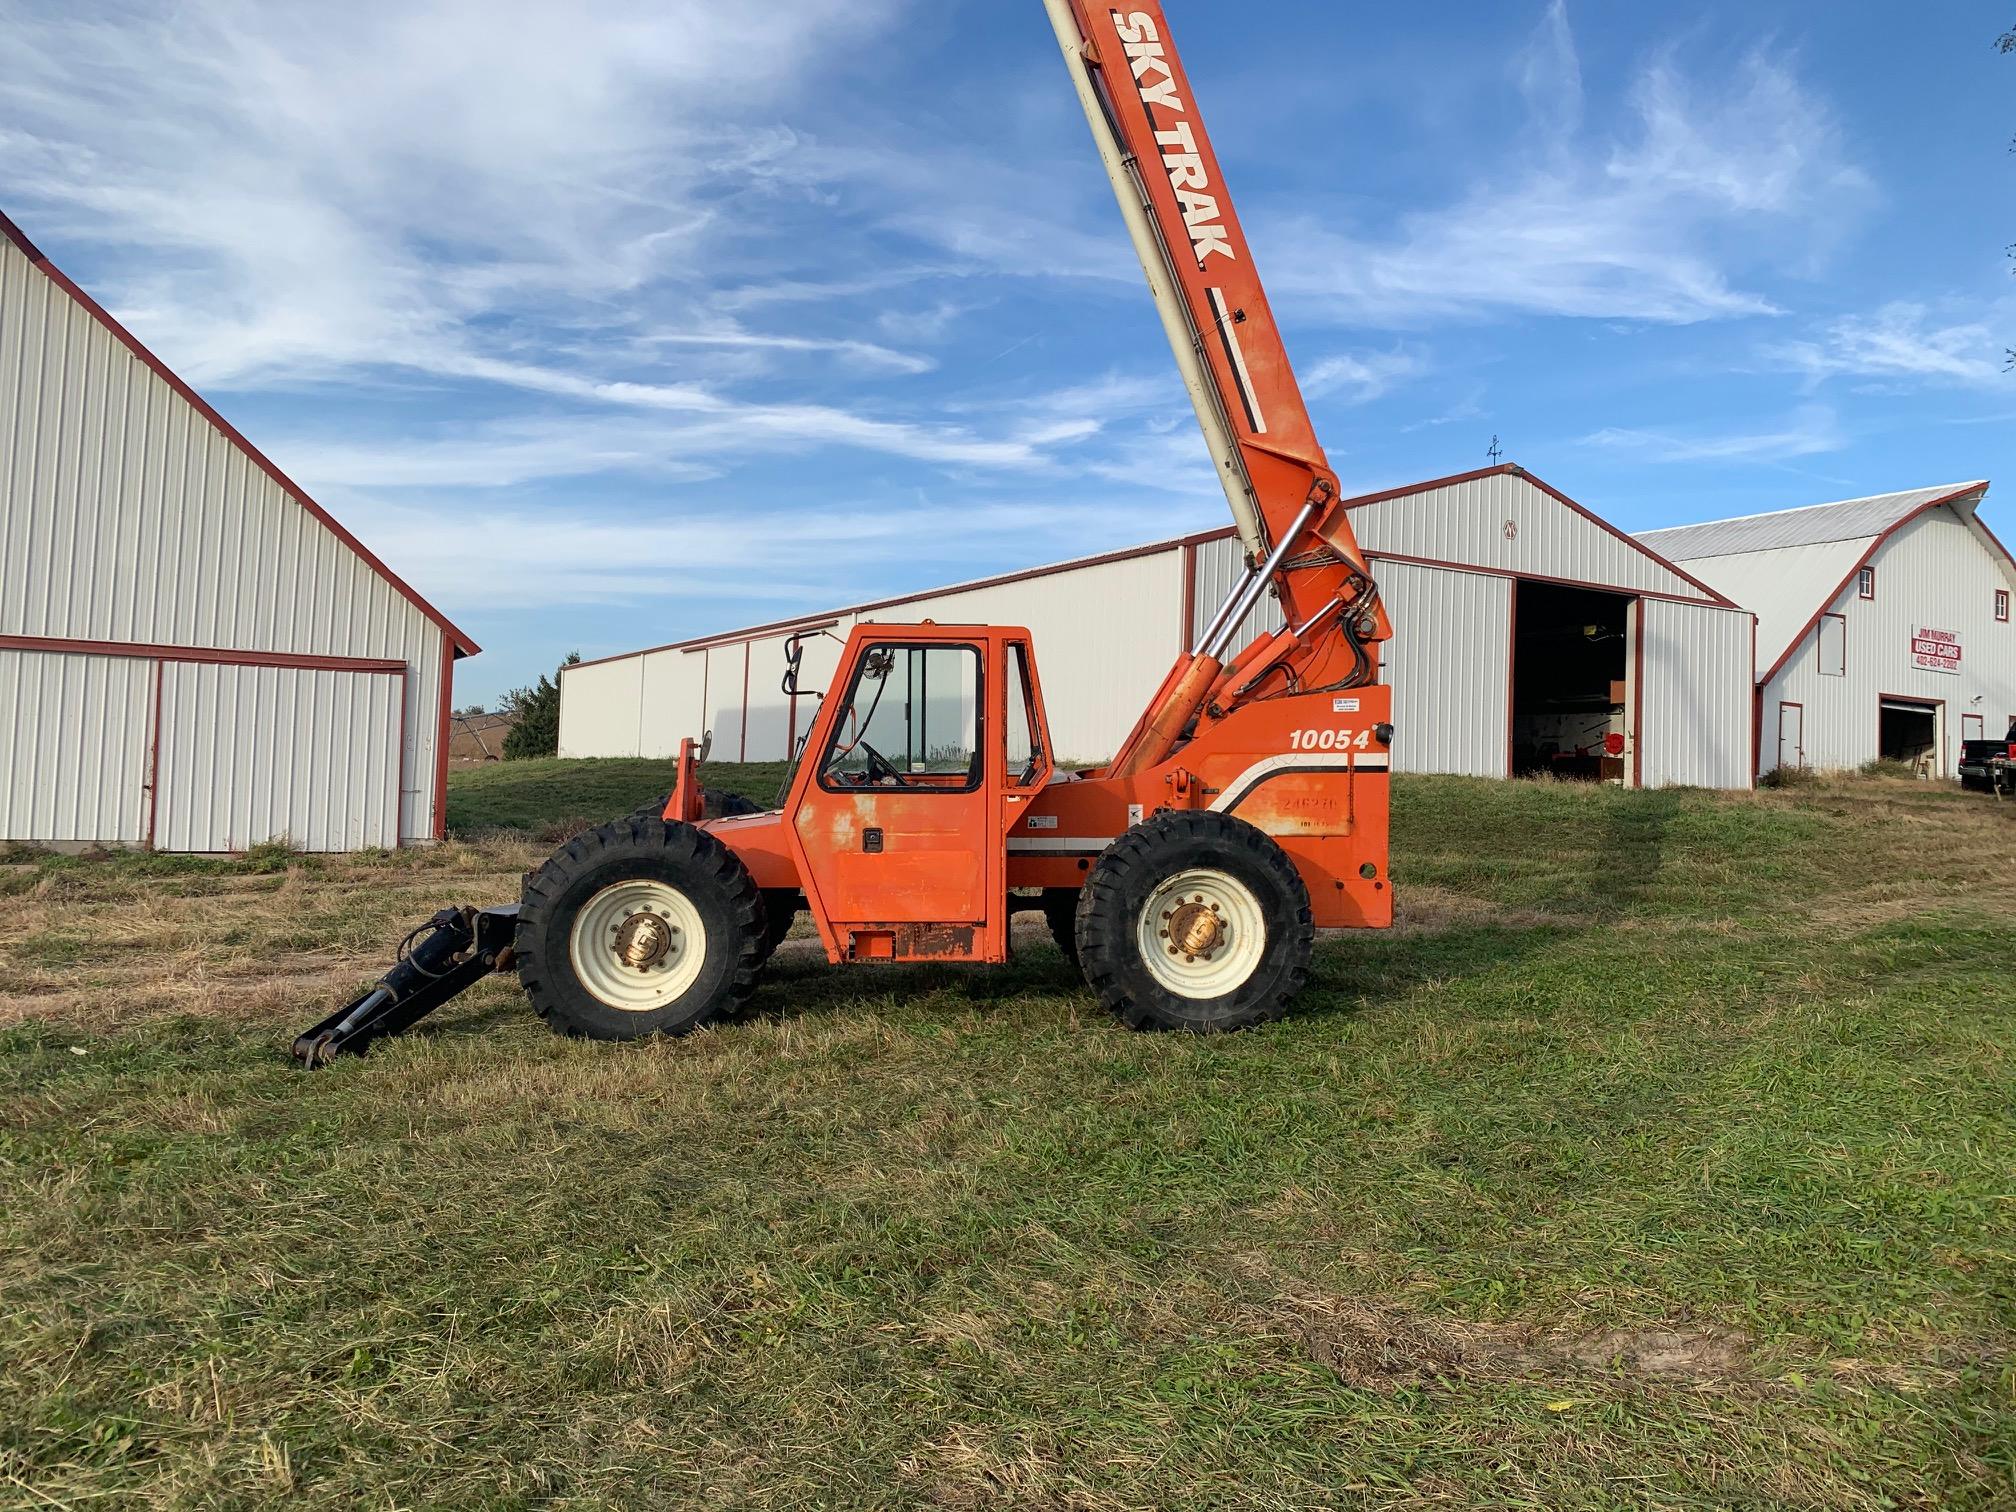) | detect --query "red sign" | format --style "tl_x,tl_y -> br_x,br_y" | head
1910,625 -> 1961,675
